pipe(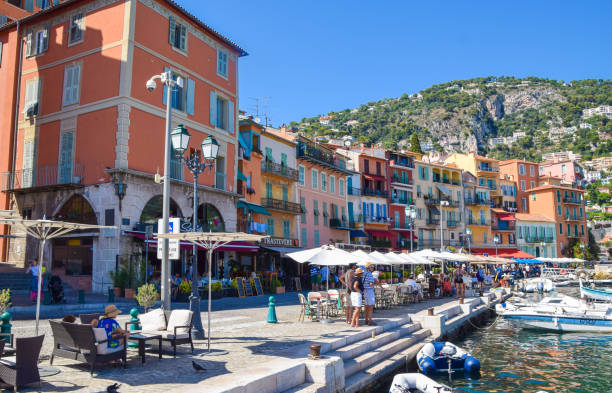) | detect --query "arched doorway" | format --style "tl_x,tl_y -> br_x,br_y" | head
139,195 -> 183,227
52,194 -> 97,279
197,203 -> 225,232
